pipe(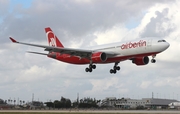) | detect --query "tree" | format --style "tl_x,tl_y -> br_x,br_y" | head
20,100 -> 22,105
44,102 -> 54,109
8,99 -> 10,104
60,96 -> 71,108
78,97 -> 98,108
14,100 -> 16,105
50,96 -> 72,109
